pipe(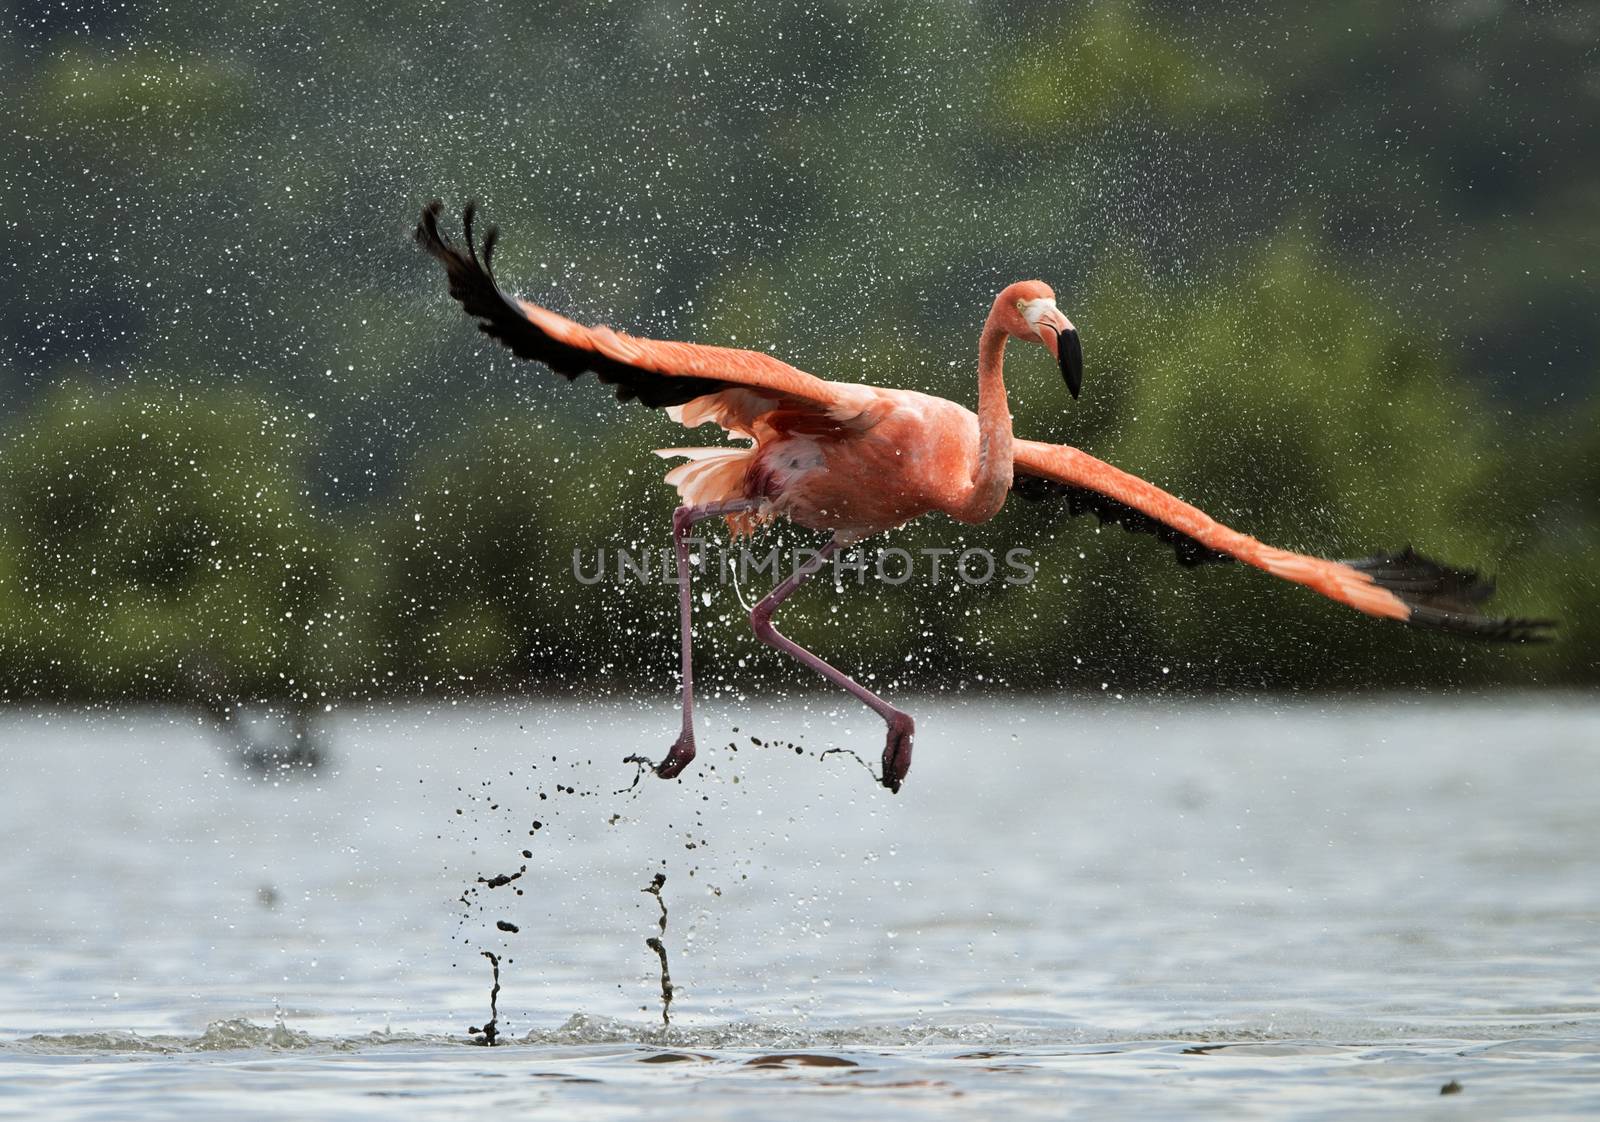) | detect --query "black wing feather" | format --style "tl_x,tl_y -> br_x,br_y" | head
416,201 -> 735,408
1011,471 -> 1233,568
1343,546 -> 1556,642
1014,473 -> 1555,642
